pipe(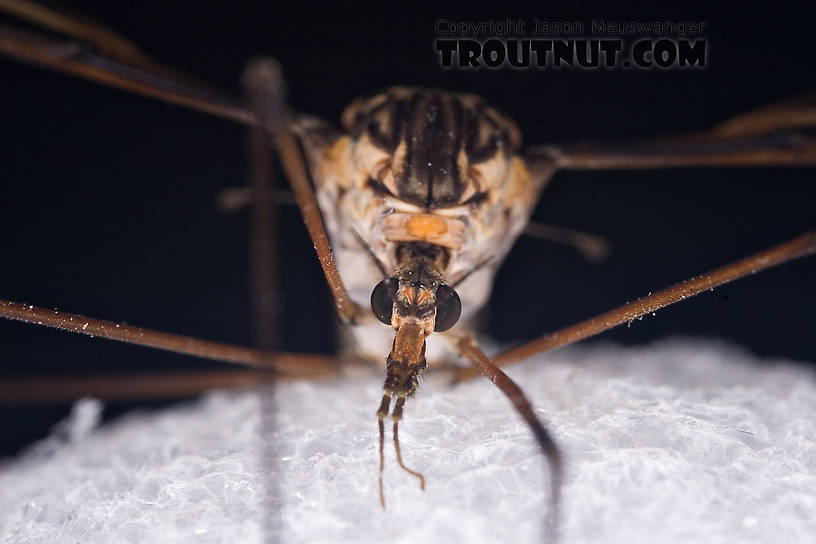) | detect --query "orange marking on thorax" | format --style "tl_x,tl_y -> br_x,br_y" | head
384,213 -> 467,249
405,214 -> 448,238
